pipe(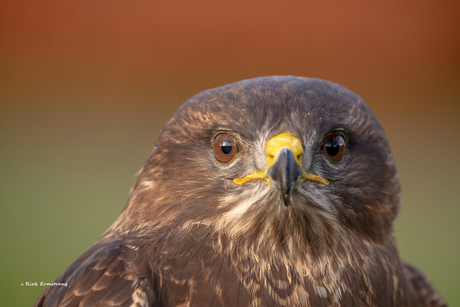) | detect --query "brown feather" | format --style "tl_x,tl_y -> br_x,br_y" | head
34,76 -> 446,307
